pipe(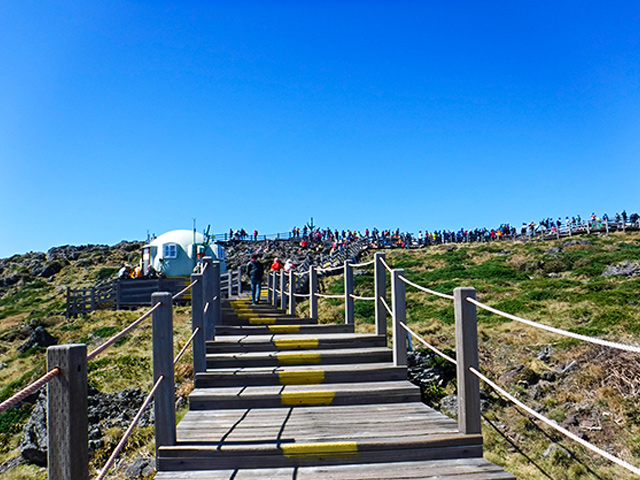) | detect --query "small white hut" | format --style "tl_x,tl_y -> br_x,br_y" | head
142,230 -> 226,277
